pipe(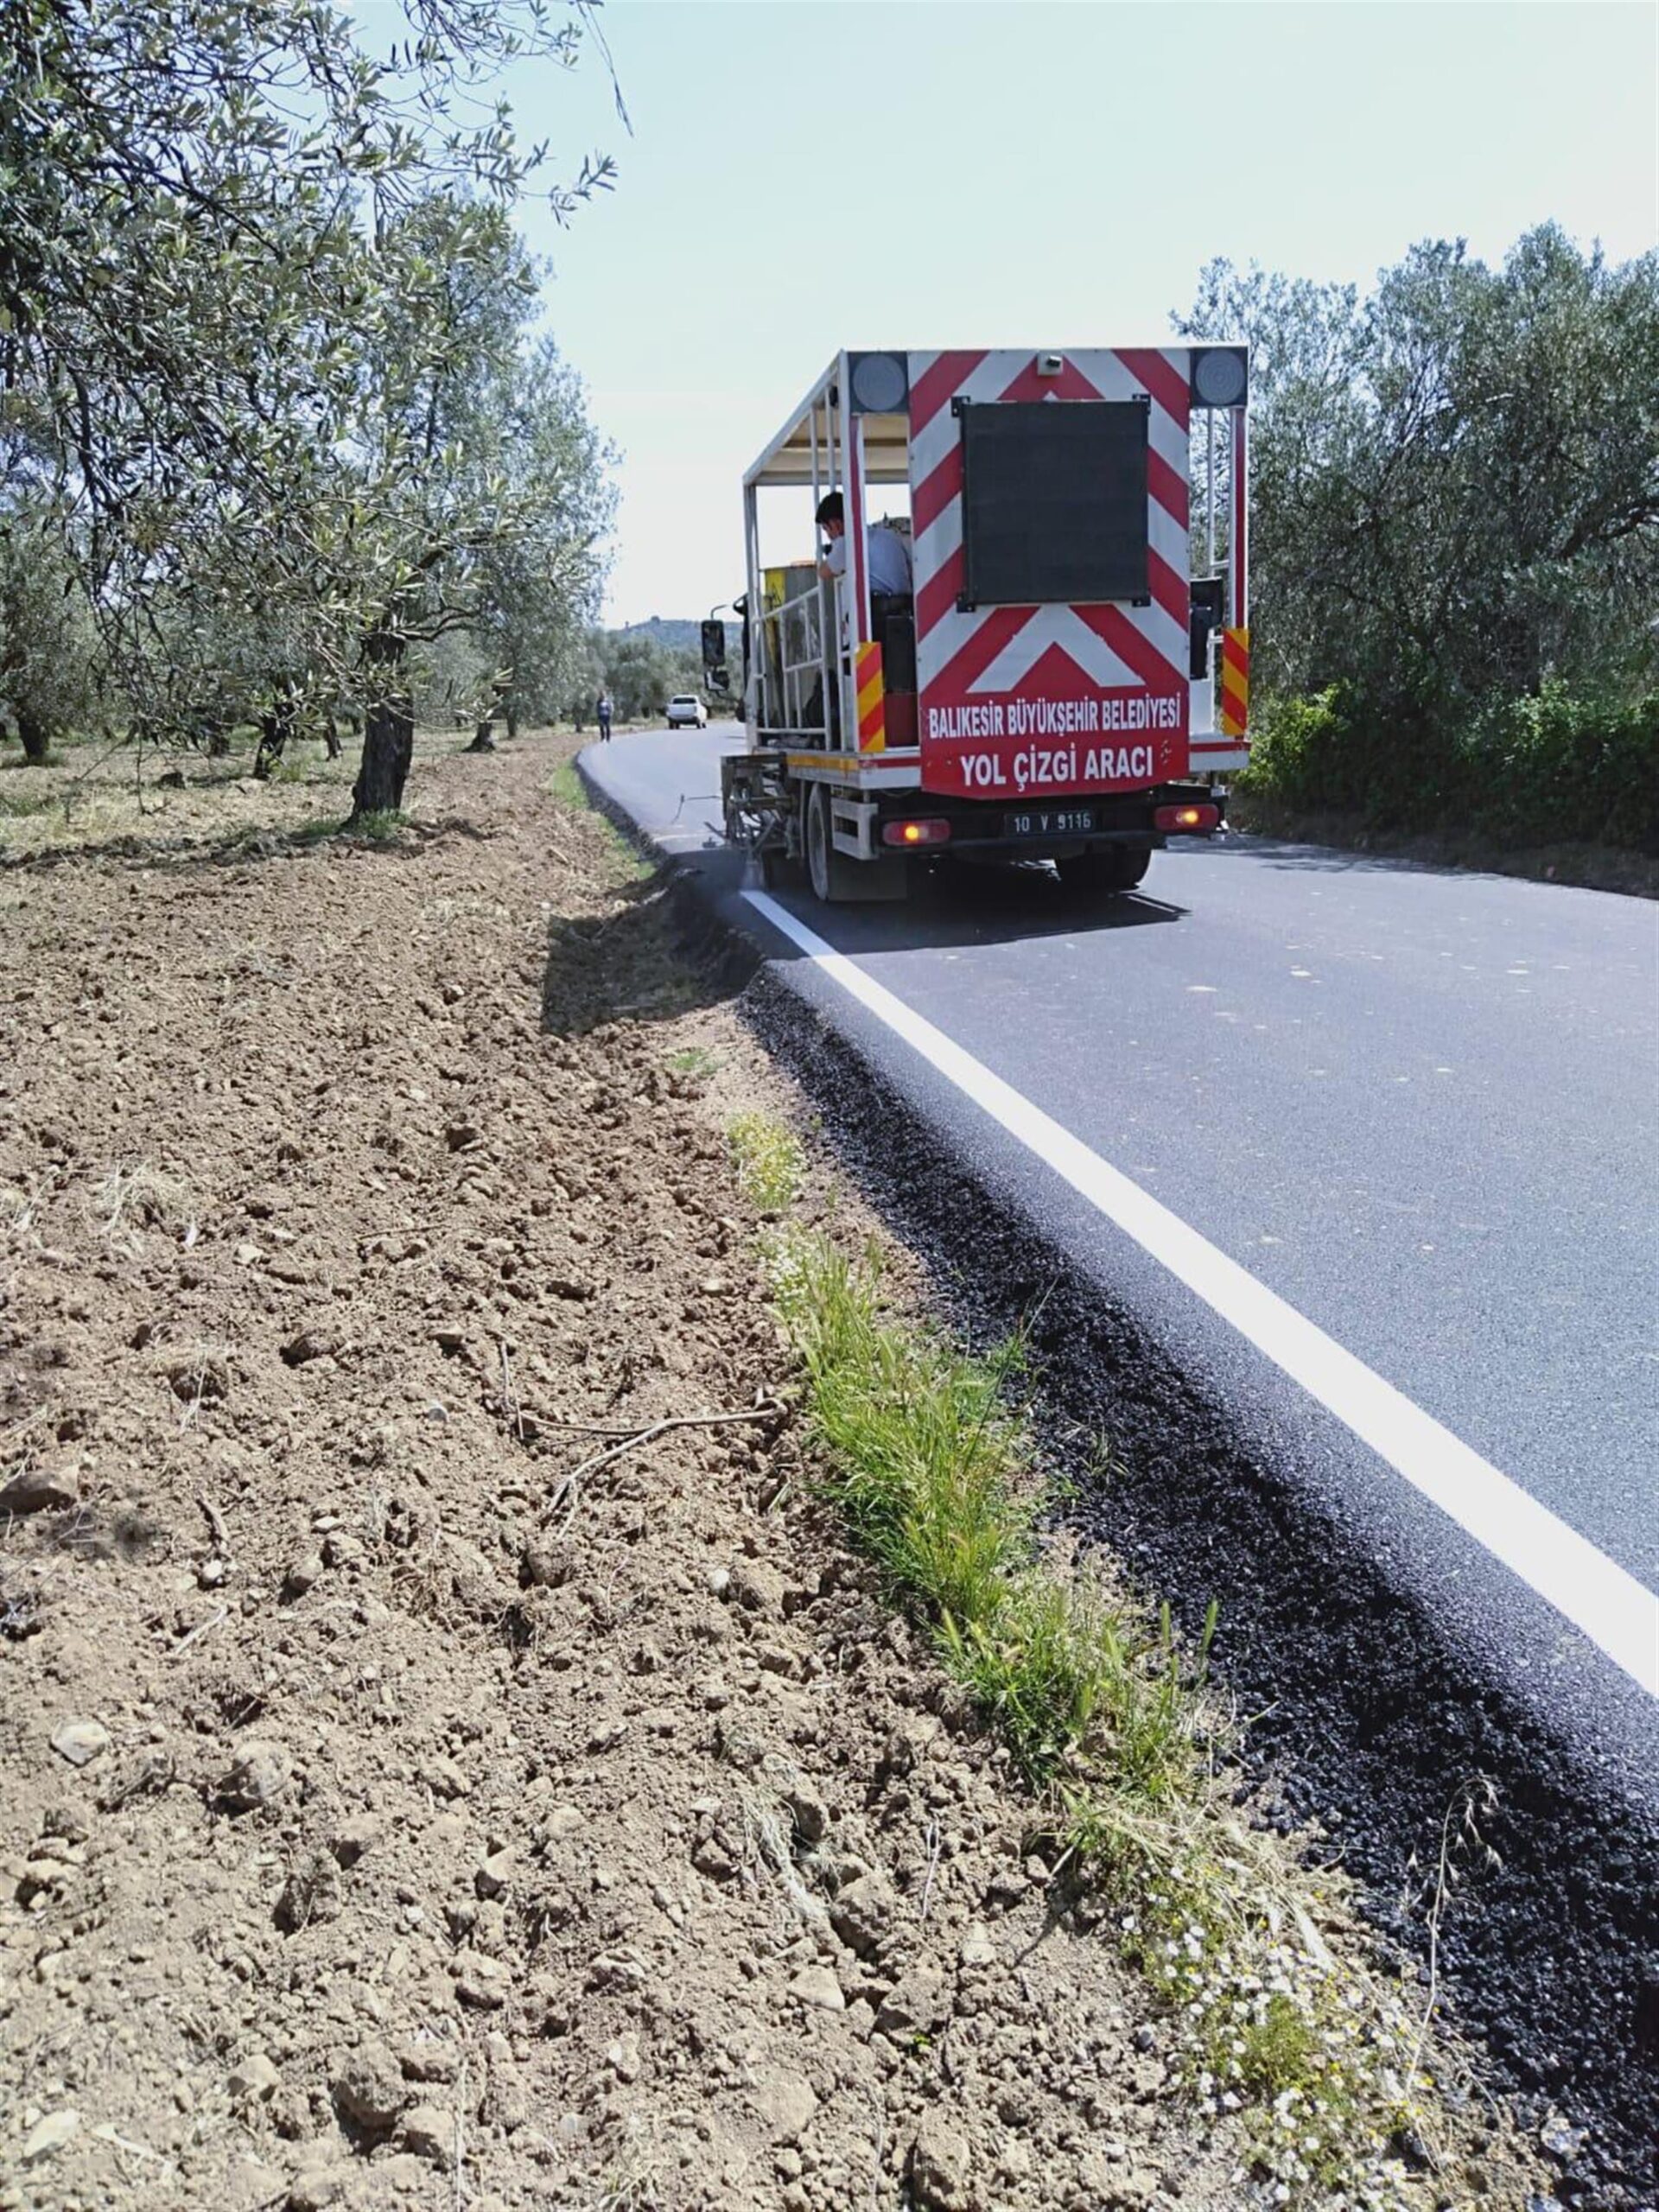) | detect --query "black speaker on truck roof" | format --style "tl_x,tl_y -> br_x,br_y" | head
848,352 -> 910,415
1189,346 -> 1249,409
